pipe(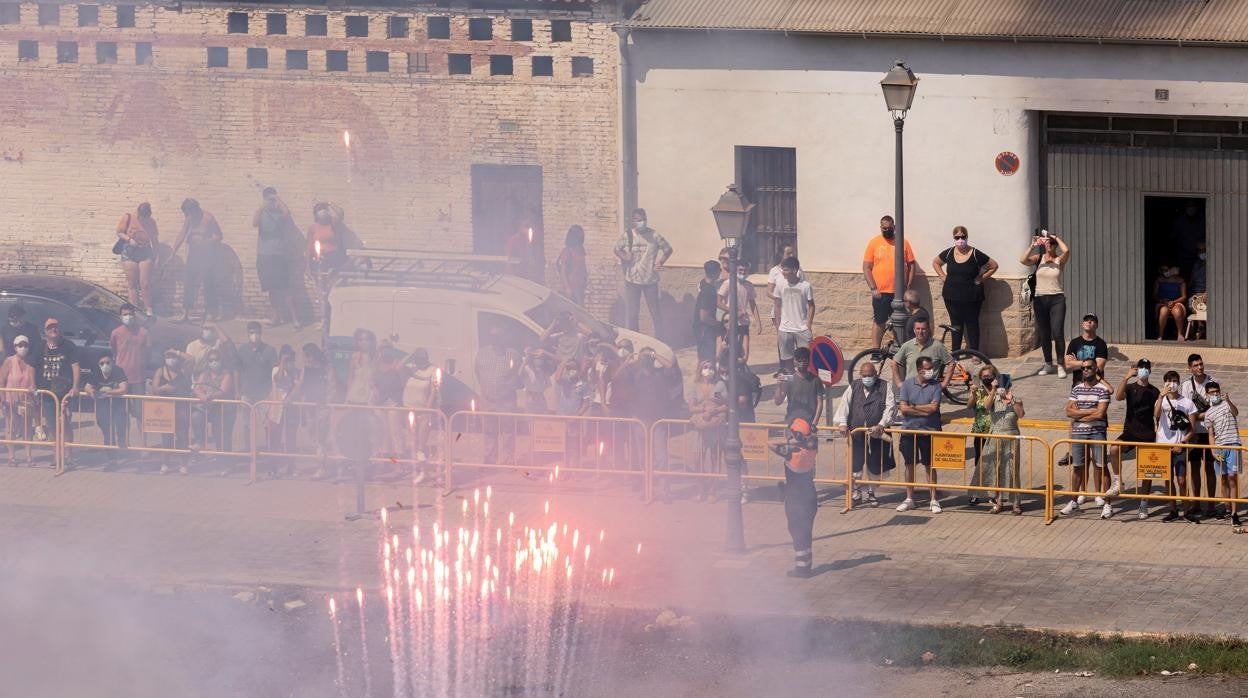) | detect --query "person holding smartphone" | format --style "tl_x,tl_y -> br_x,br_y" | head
1020,229 -> 1070,377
